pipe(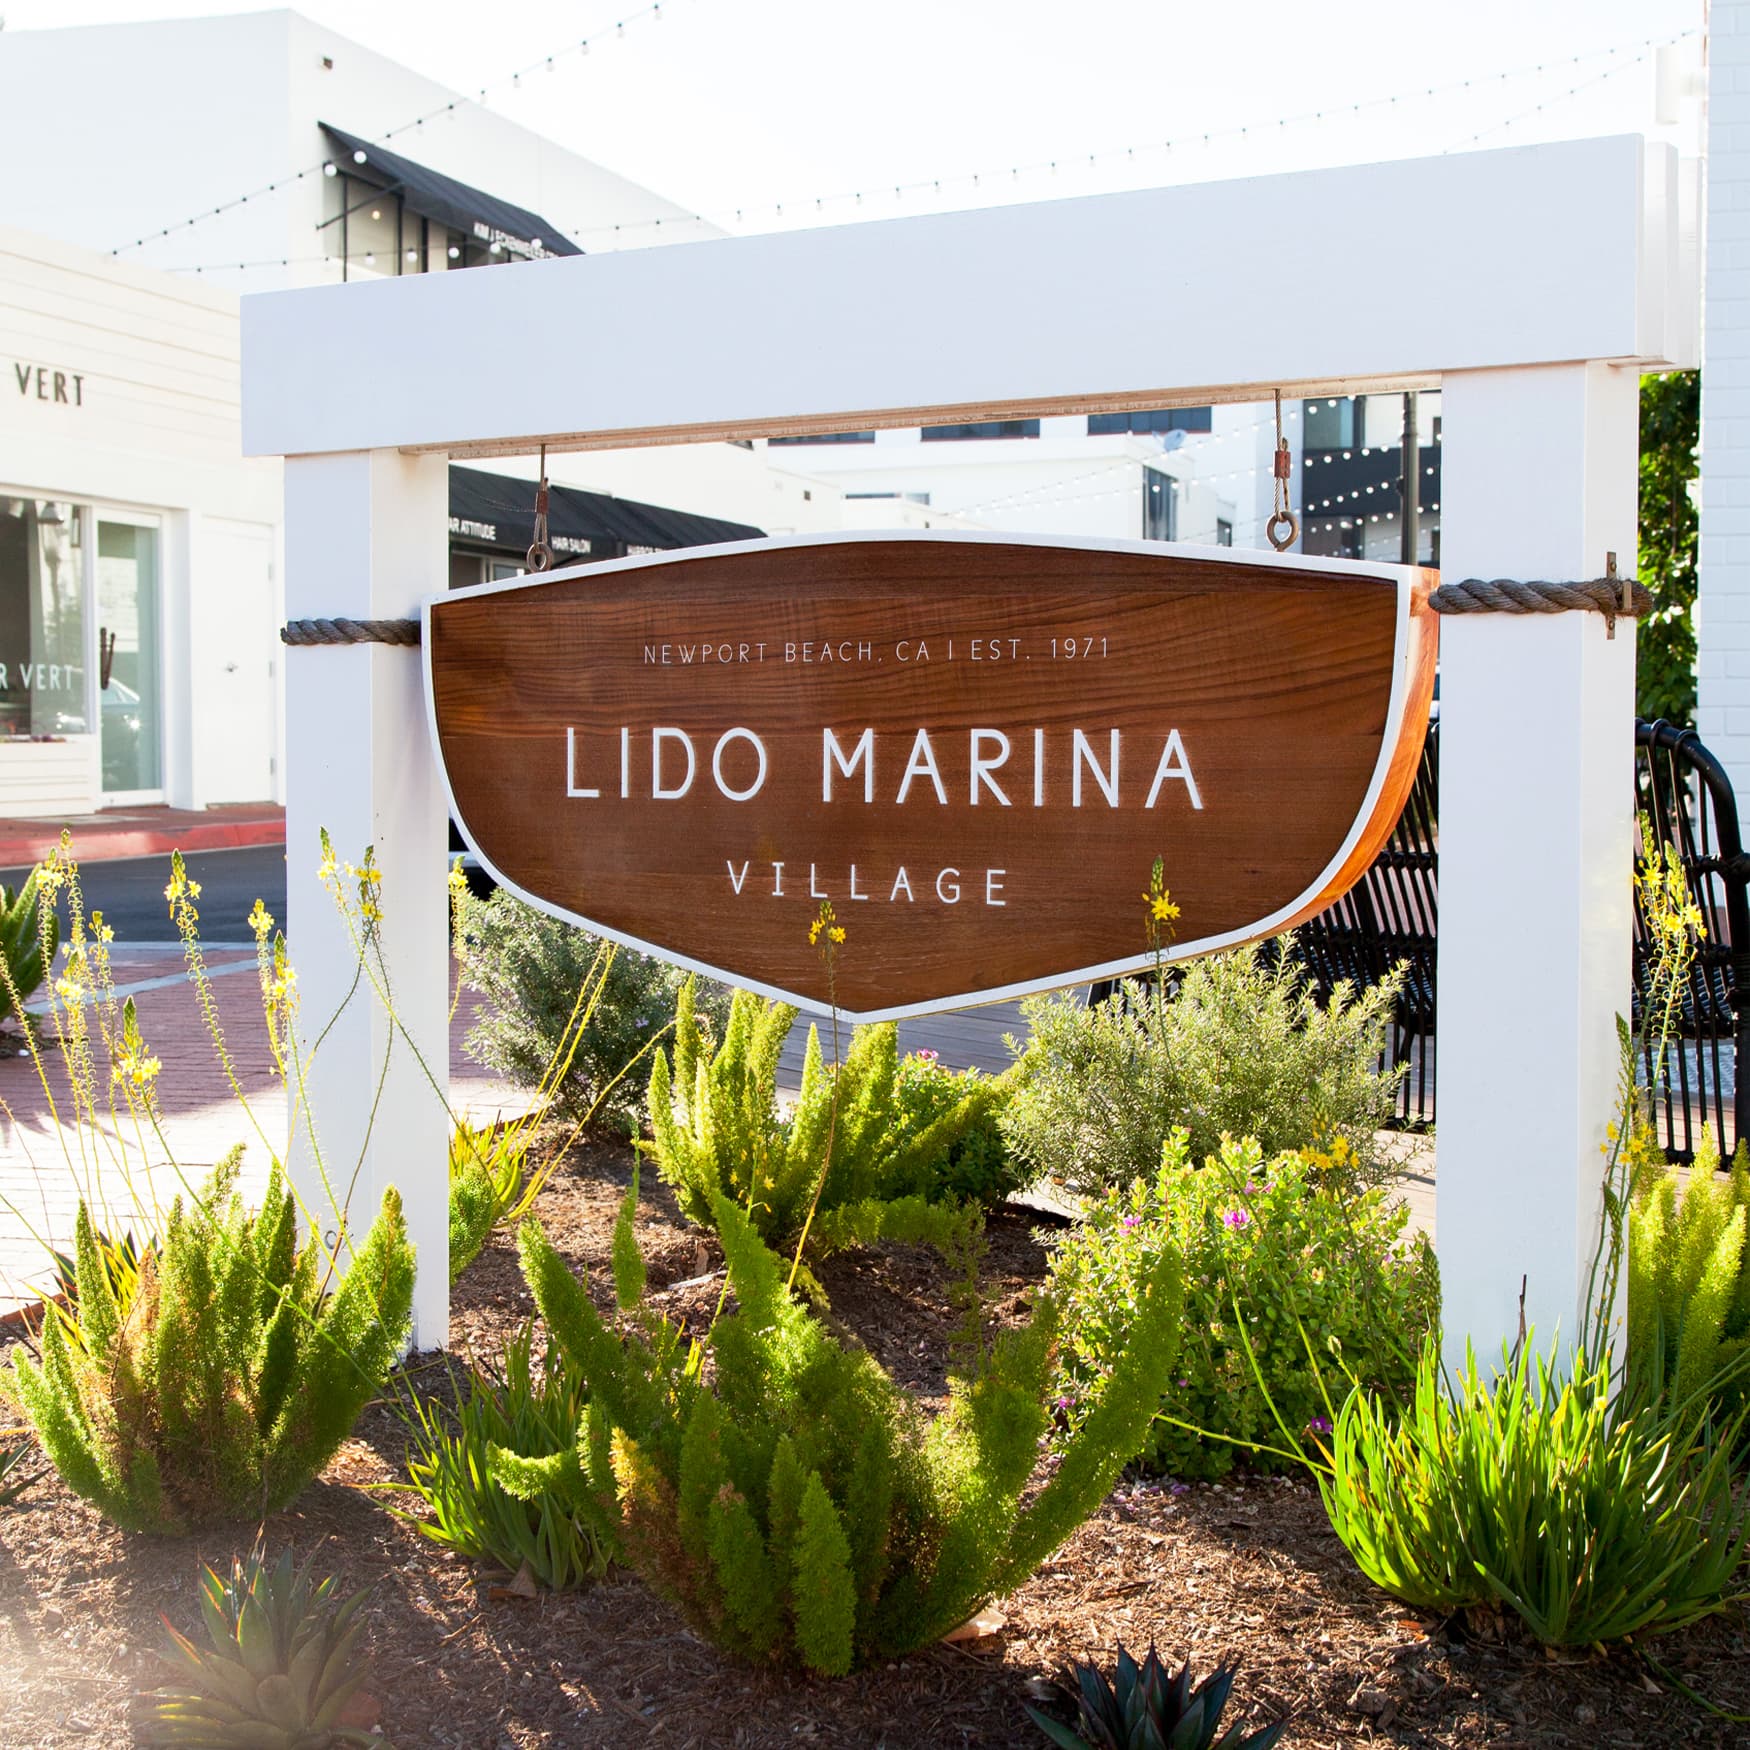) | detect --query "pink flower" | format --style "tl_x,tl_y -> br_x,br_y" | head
1120,1214 -> 1142,1231
1222,1208 -> 1251,1230
913,1048 -> 939,1064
